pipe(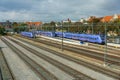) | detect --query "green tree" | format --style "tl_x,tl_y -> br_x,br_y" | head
50,21 -> 56,32
0,26 -> 6,35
